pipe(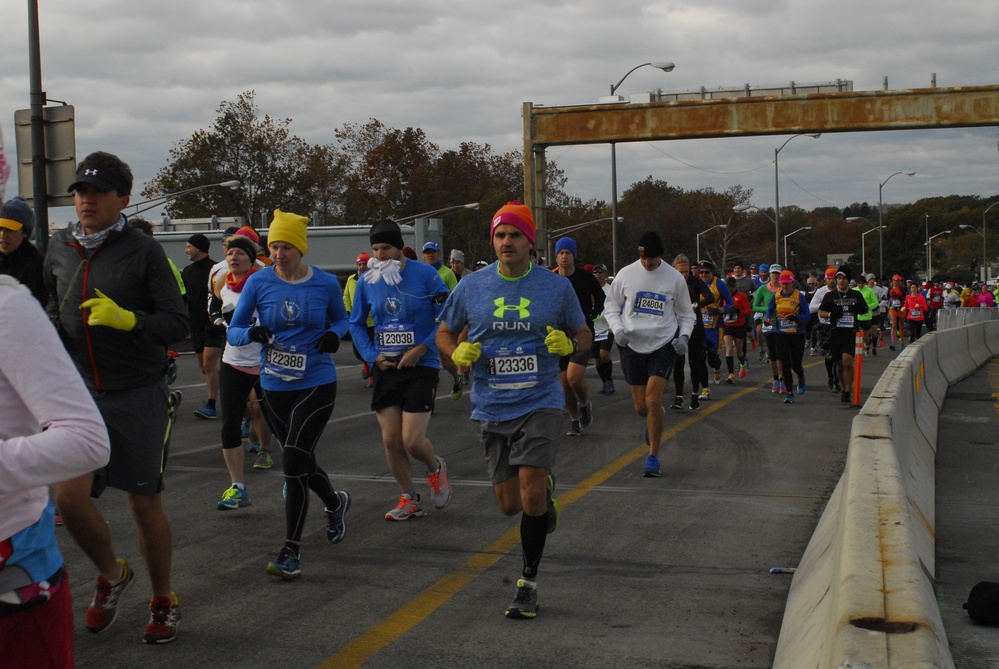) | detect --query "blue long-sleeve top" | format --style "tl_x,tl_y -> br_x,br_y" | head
227,266 -> 349,391
347,259 -> 449,368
